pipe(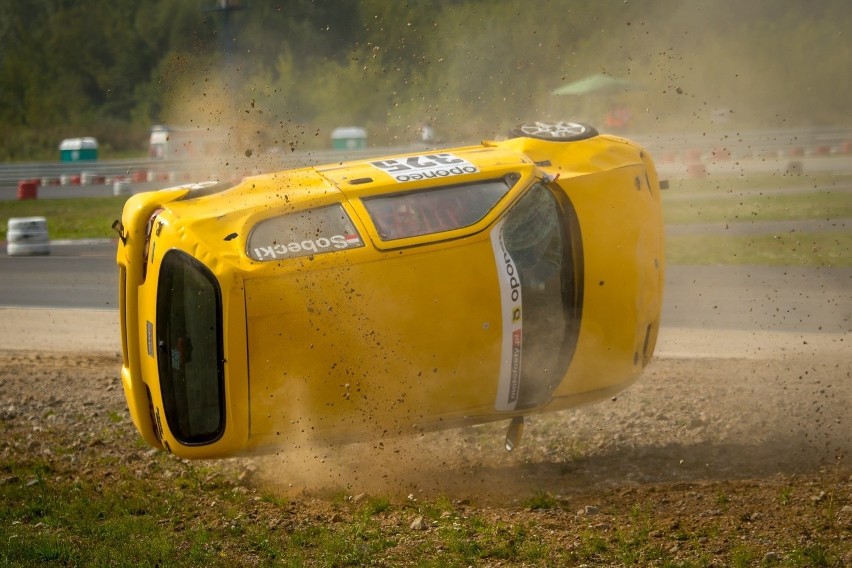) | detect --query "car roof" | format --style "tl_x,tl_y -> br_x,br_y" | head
193,142 -> 535,217
315,143 -> 534,199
